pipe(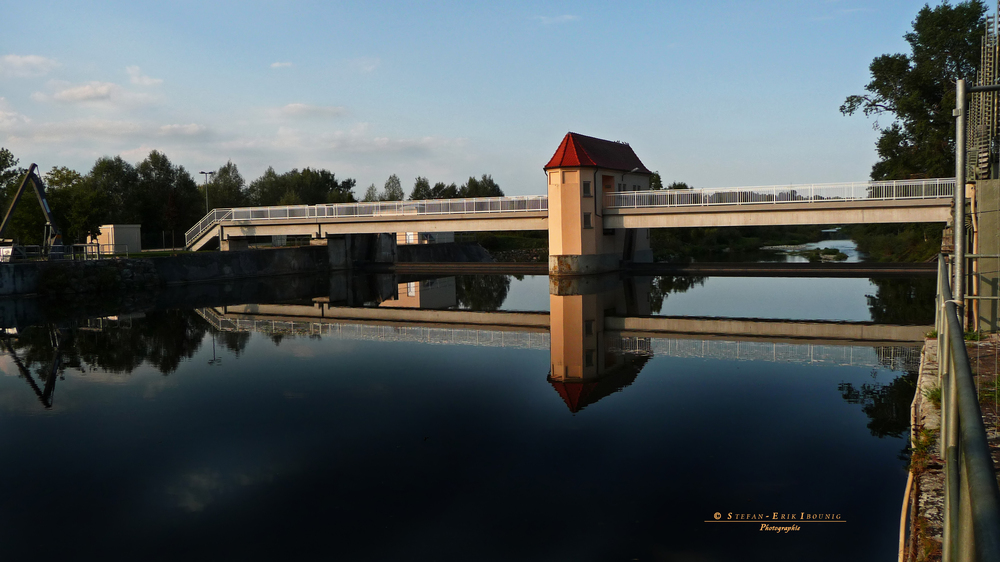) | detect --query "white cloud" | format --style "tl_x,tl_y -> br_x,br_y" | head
0,54 -> 58,77
270,61 -> 293,68
532,15 -> 579,25
279,103 -> 346,118
159,123 -> 208,136
0,98 -> 30,129
15,118 -> 146,142
126,65 -> 163,86
32,81 -> 155,107
52,81 -> 119,102
349,57 -> 380,73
